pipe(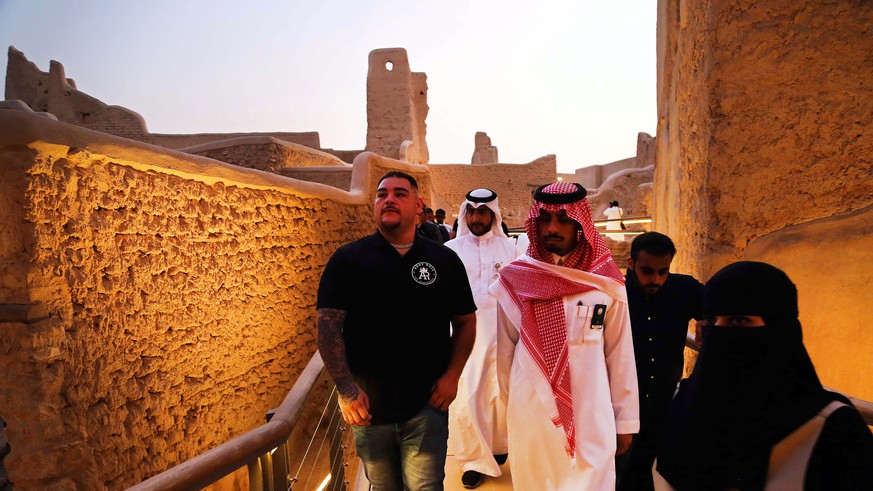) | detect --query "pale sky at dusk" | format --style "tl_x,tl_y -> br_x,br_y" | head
0,0 -> 657,173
